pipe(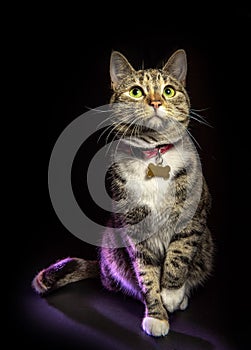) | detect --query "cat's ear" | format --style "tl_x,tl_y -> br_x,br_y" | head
162,49 -> 187,86
110,51 -> 135,90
